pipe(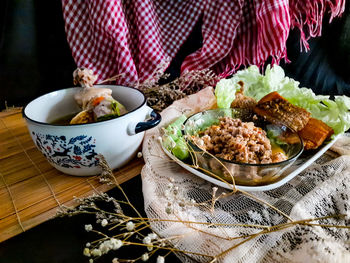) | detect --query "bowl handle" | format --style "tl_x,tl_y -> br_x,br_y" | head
128,108 -> 161,135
